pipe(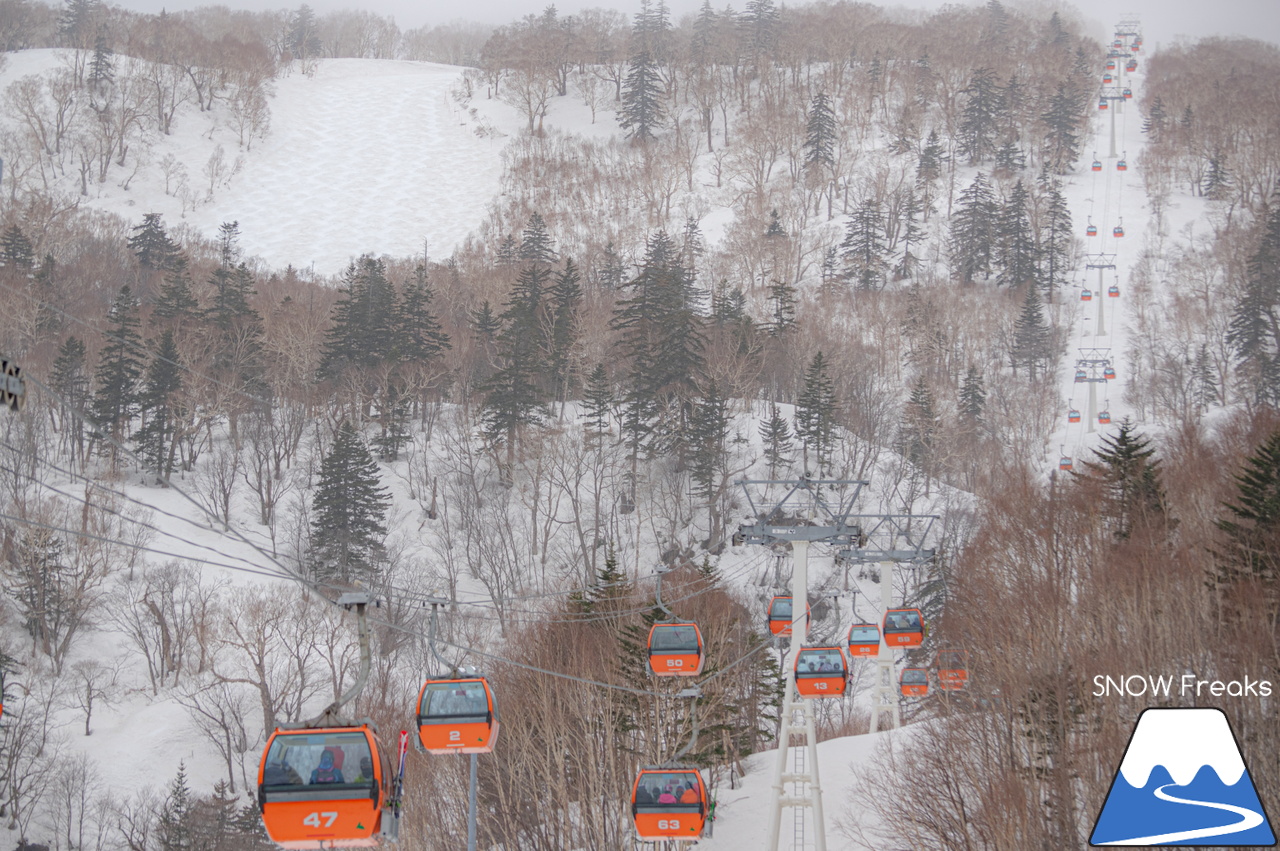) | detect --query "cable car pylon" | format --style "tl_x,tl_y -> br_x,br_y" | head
257,591 -> 402,848
415,596 -> 497,851
736,477 -> 873,851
